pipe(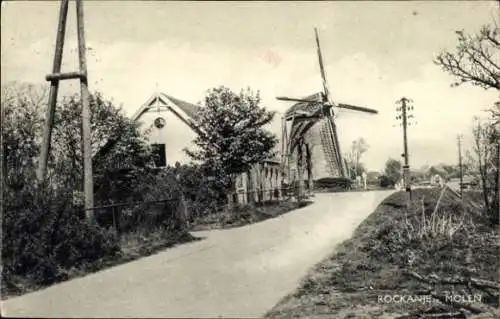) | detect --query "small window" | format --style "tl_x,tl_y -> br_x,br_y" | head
151,143 -> 166,167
